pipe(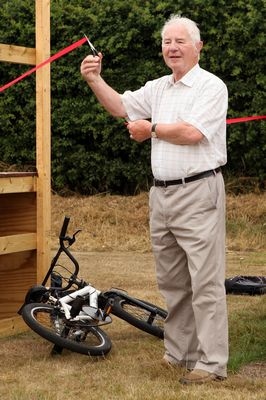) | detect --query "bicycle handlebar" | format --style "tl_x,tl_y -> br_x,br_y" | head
42,216 -> 81,288
60,216 -> 70,239
59,216 -> 81,247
